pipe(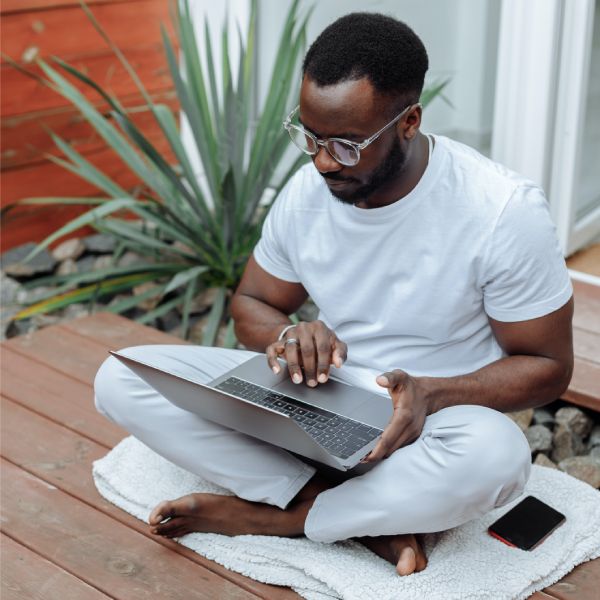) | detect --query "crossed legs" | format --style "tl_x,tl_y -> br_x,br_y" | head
94,345 -> 531,575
